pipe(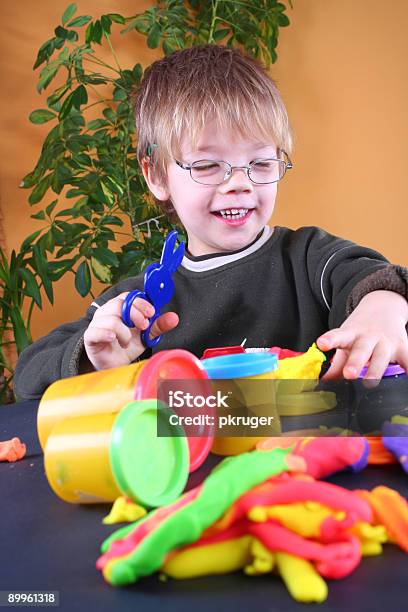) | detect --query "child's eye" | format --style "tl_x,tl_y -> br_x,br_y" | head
252,160 -> 273,169
193,161 -> 221,171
